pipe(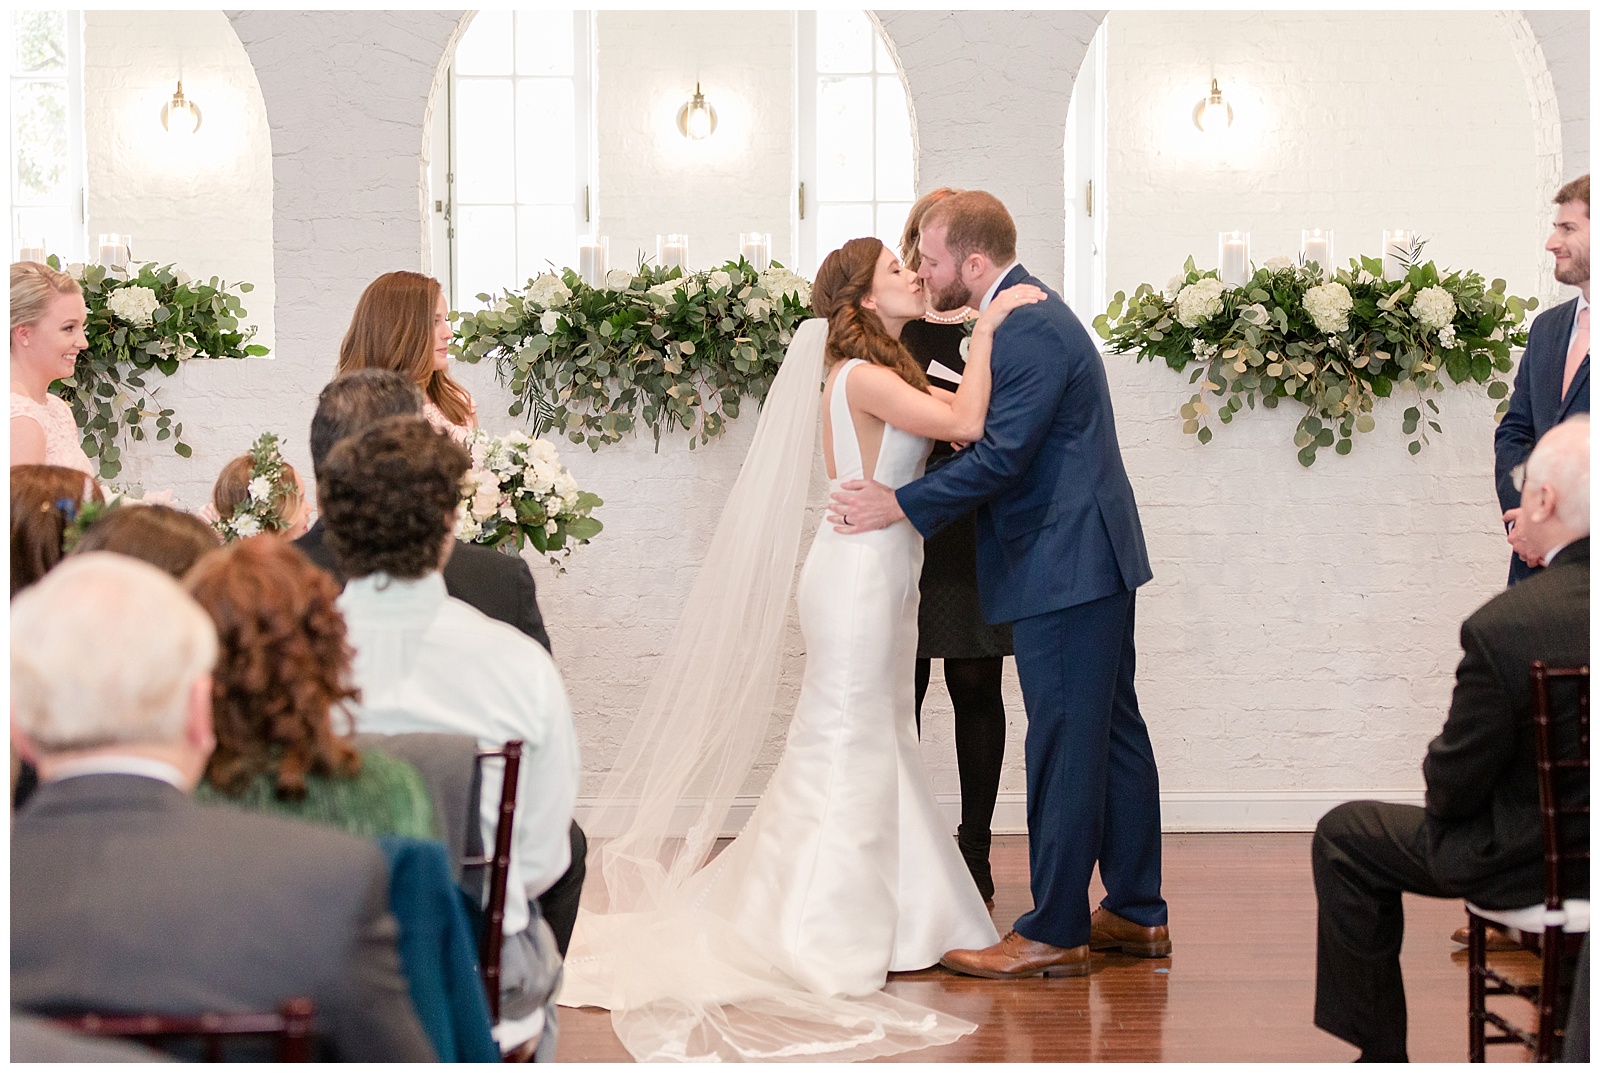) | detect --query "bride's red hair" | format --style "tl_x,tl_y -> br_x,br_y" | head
811,238 -> 929,393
